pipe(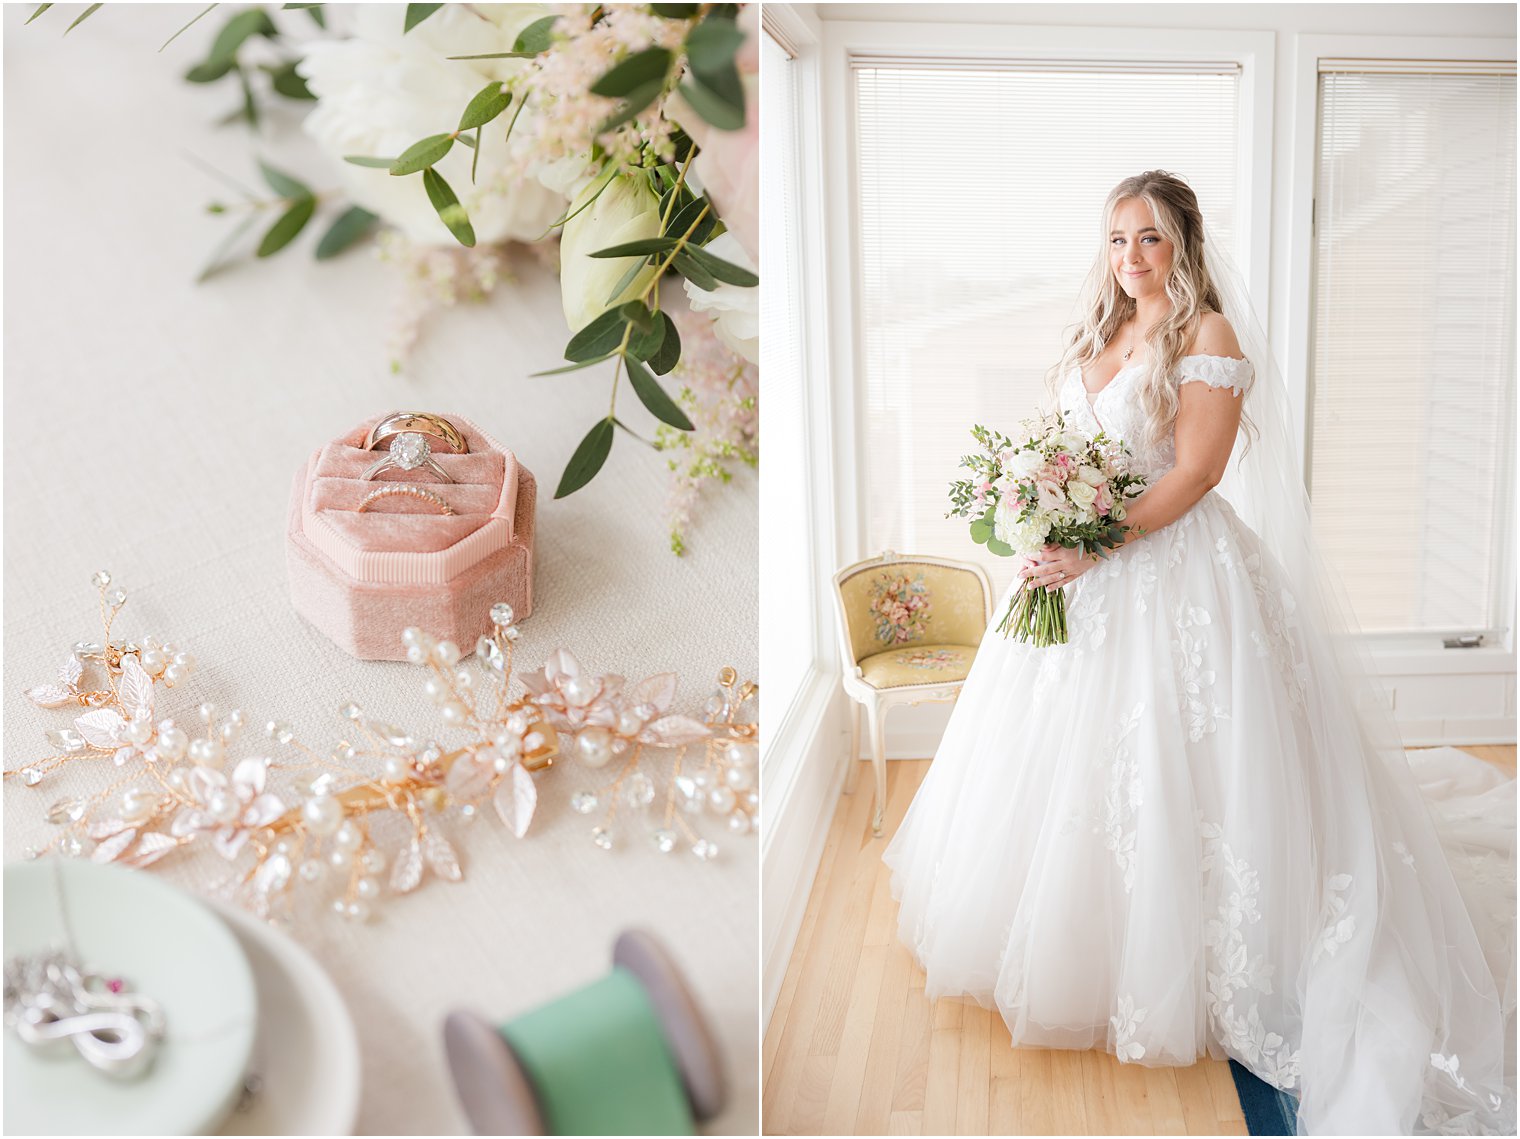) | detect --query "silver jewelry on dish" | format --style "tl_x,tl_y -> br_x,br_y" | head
4,949 -> 165,1079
